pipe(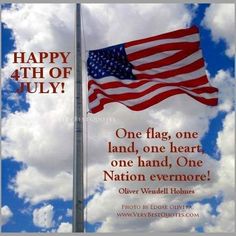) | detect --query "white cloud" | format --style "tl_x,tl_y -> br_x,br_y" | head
150,203 -> 213,232
1,2 -> 194,206
33,204 -> 54,229
211,70 -> 235,112
10,166 -> 72,204
217,111 -> 235,161
1,205 -> 13,226
203,111 -> 235,232
209,111 -> 235,202
2,4 -> 75,204
2,86 -> 74,176
83,4 -> 193,50
205,200 -> 235,232
83,4 -> 234,232
1,3 -> 234,233
57,222 -> 72,232
202,4 -> 235,57
66,208 -> 72,217
58,215 -> 63,222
